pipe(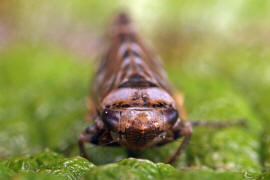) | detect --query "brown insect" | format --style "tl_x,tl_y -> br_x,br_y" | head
78,12 -> 193,165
